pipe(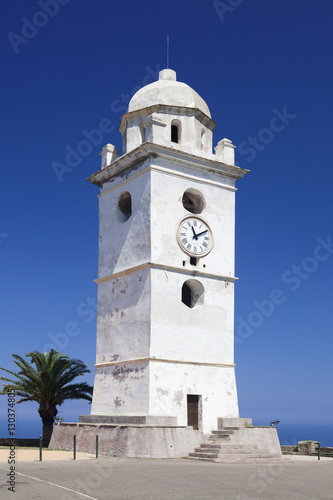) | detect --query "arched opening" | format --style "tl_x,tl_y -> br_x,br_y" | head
182,188 -> 205,214
171,119 -> 181,144
181,279 -> 204,308
171,125 -> 178,143
117,191 -> 132,222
